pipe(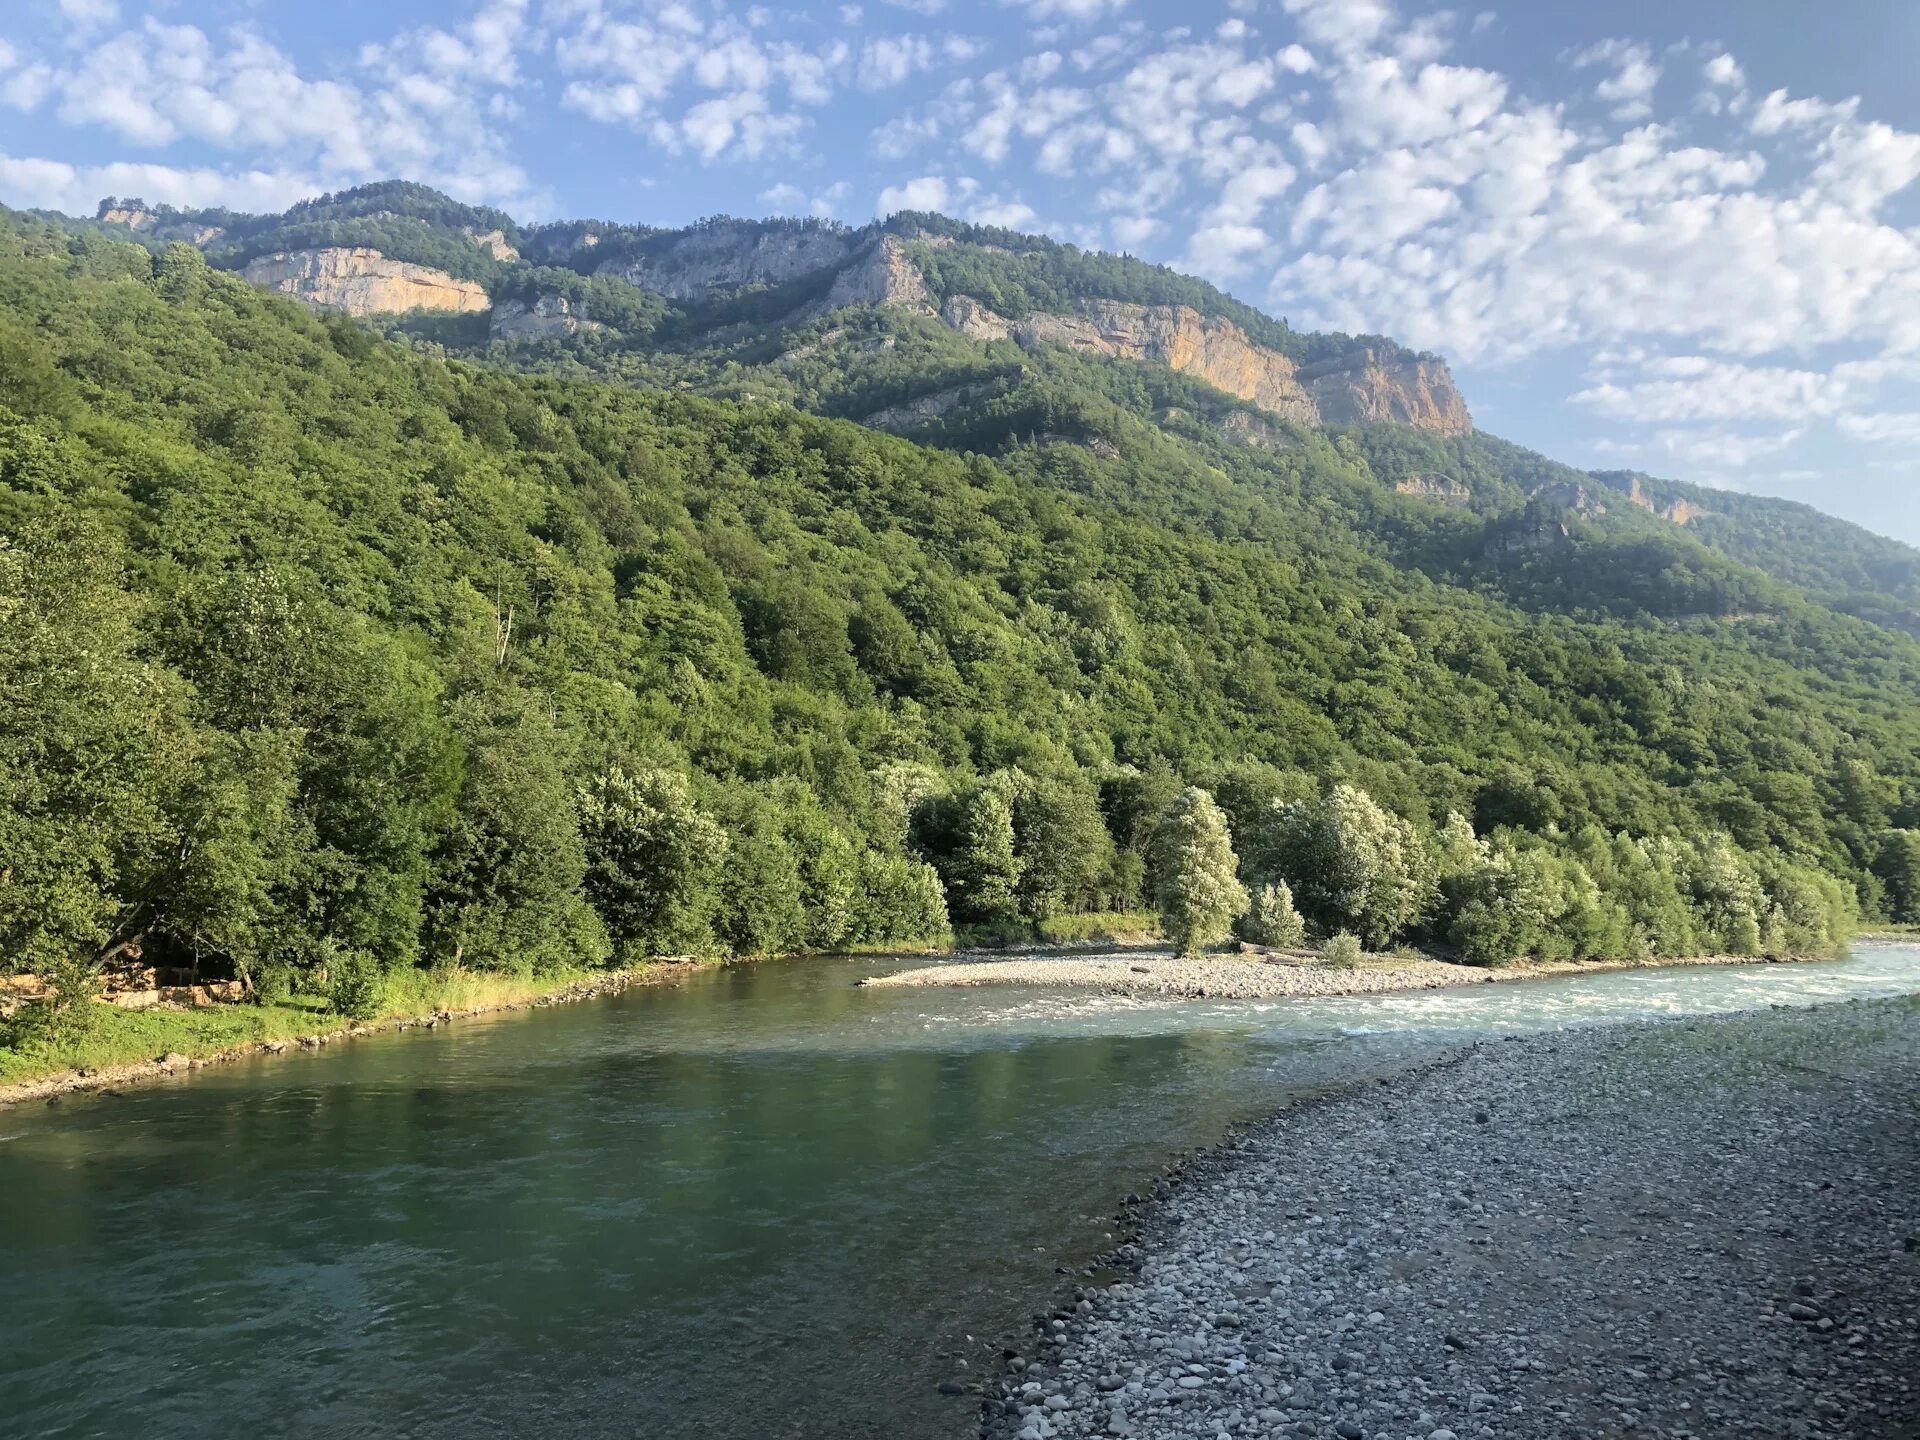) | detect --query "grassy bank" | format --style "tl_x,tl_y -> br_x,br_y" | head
0,963 -> 667,1097
951,911 -> 1162,949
